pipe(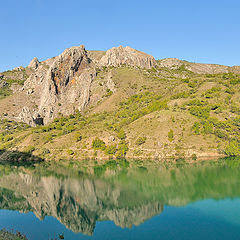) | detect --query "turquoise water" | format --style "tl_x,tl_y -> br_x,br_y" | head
0,160 -> 240,239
